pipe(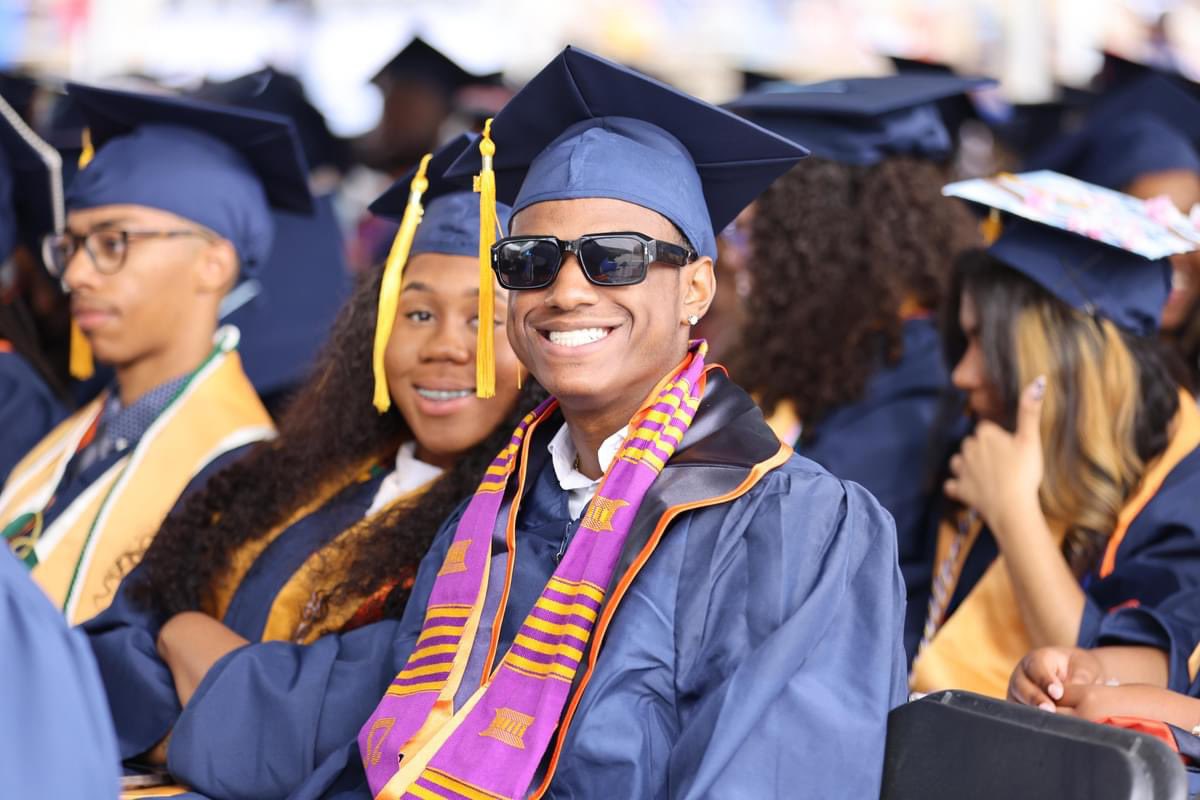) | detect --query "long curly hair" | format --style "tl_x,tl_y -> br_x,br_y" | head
943,251 -> 1182,575
129,266 -> 543,634
731,156 -> 980,428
